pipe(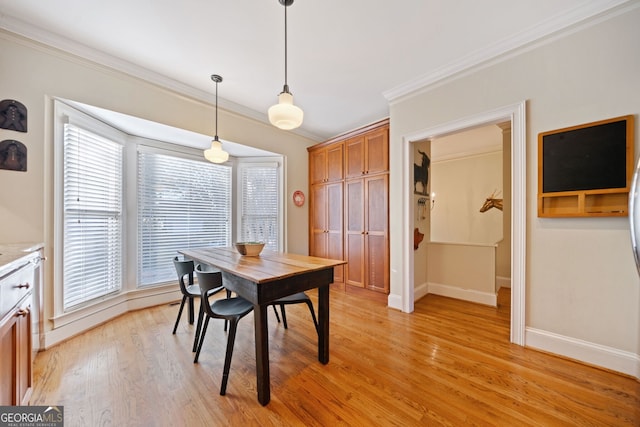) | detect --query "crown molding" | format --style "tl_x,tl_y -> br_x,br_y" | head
383,0 -> 636,103
0,16 -> 323,142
